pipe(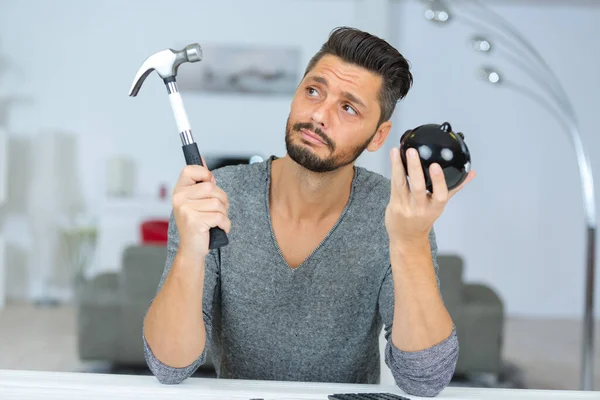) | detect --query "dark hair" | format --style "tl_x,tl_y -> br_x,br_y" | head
304,26 -> 413,126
